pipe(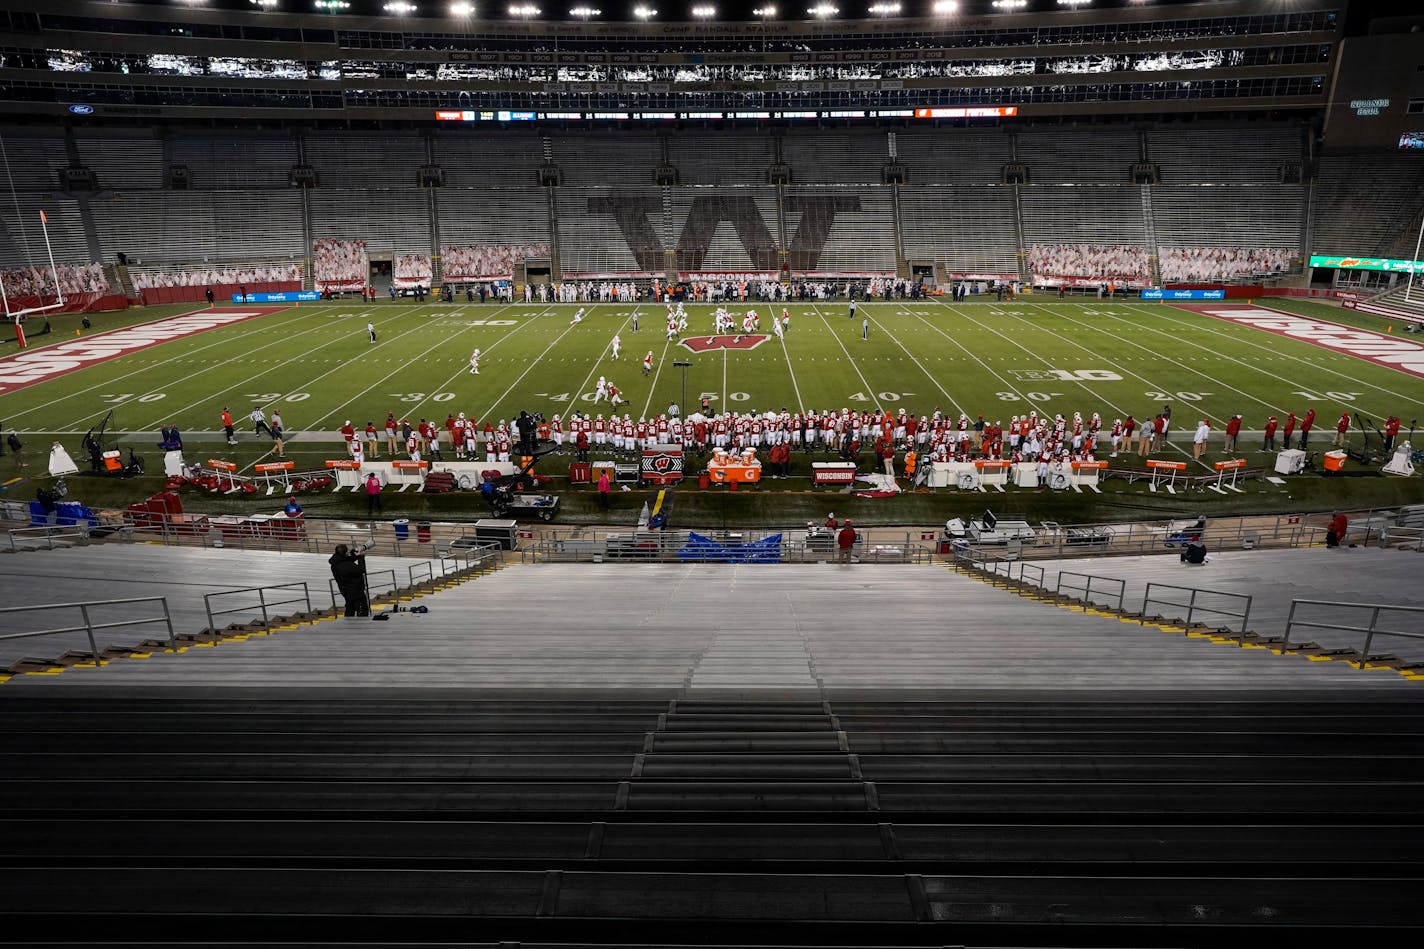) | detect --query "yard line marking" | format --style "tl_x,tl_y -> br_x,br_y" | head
777,328 -> 805,413
403,303 -> 554,418
568,306 -> 636,416
860,302 -> 962,416
1109,305 -> 1424,413
1025,302 -> 1280,417
5,305 -> 324,427
907,303 -> 1041,416
153,304 -> 504,435
312,302 -> 532,431
480,305 -> 618,424
810,304 -> 881,410
950,300 -> 1205,467
640,328 -> 674,418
